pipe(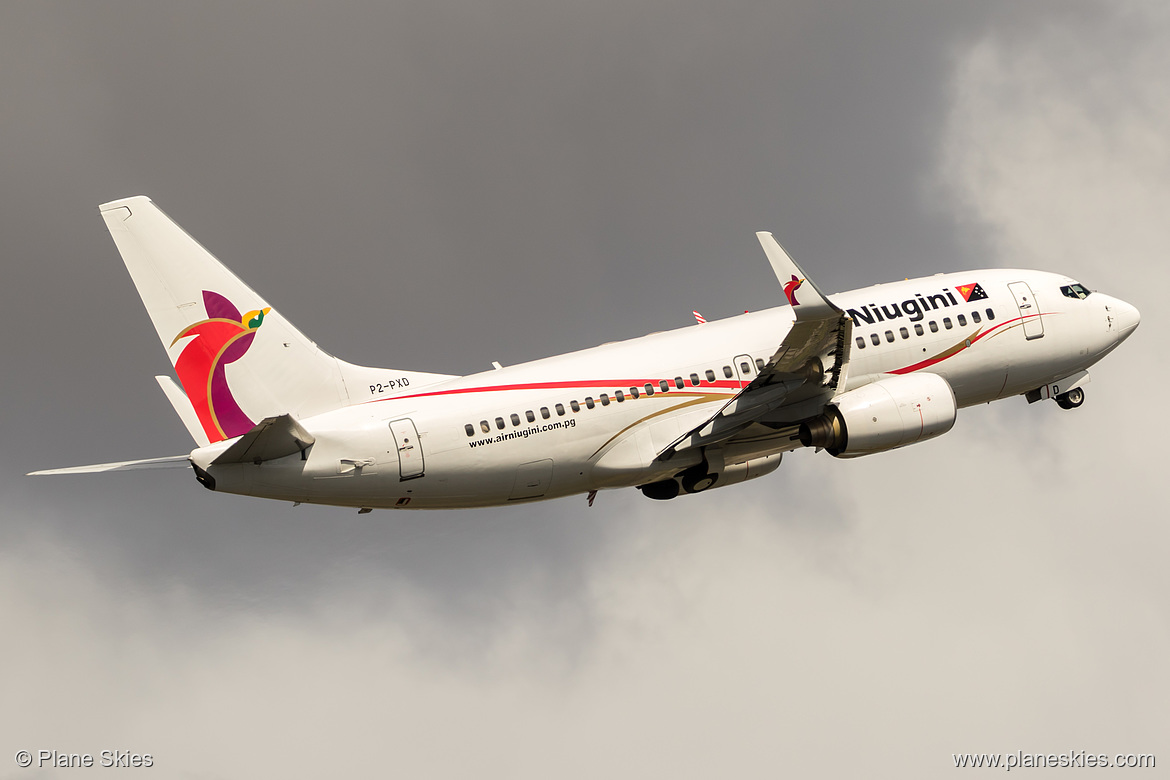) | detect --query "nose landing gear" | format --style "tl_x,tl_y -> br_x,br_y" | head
1055,386 -> 1085,410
